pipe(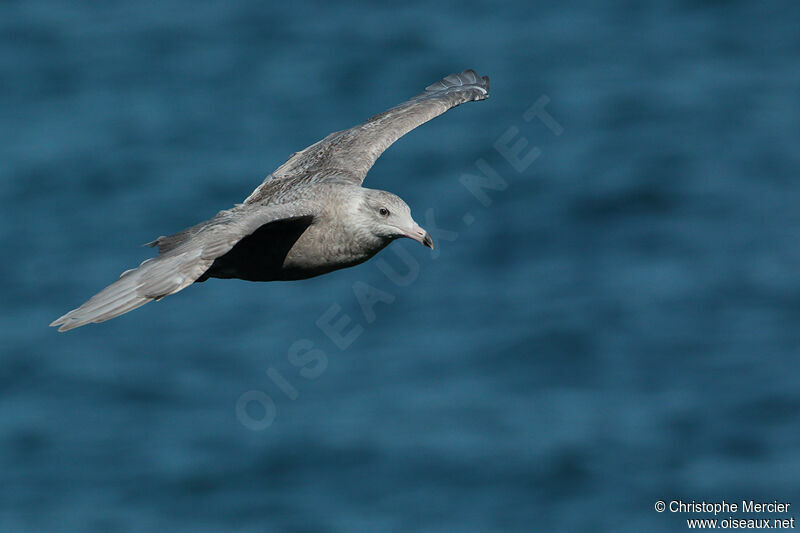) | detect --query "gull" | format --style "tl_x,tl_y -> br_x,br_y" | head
51,69 -> 490,331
